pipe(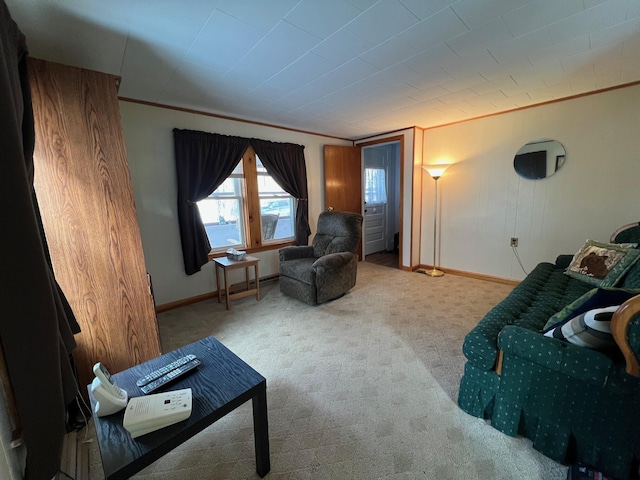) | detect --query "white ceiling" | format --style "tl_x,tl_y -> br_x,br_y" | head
7,0 -> 640,139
